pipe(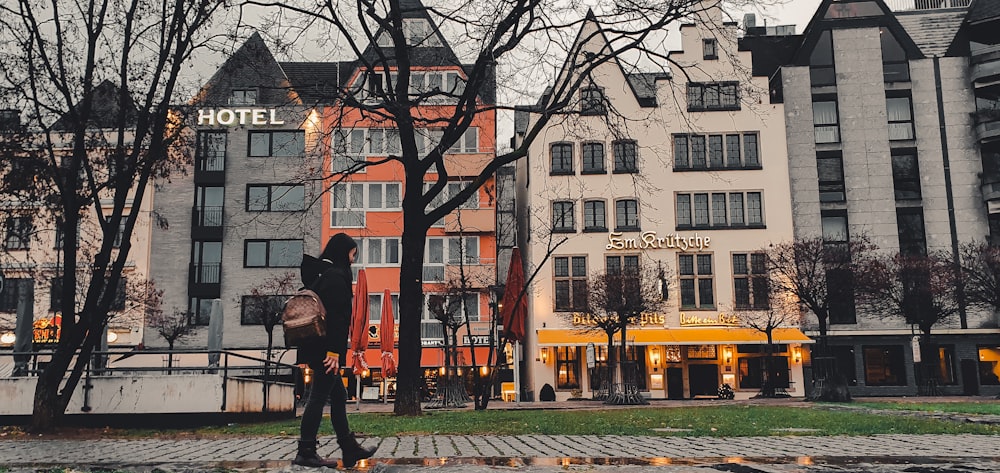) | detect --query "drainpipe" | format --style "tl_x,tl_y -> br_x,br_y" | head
933,55 -> 967,328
